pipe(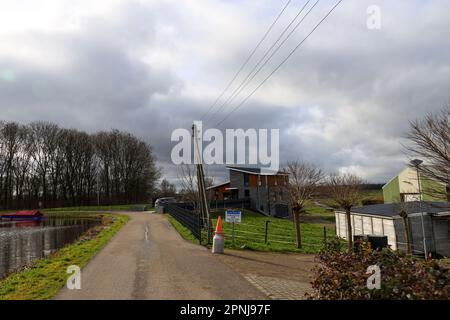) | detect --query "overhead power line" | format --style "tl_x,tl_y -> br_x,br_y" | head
214,0 -> 344,128
200,0 -> 293,121
205,0 -> 316,126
